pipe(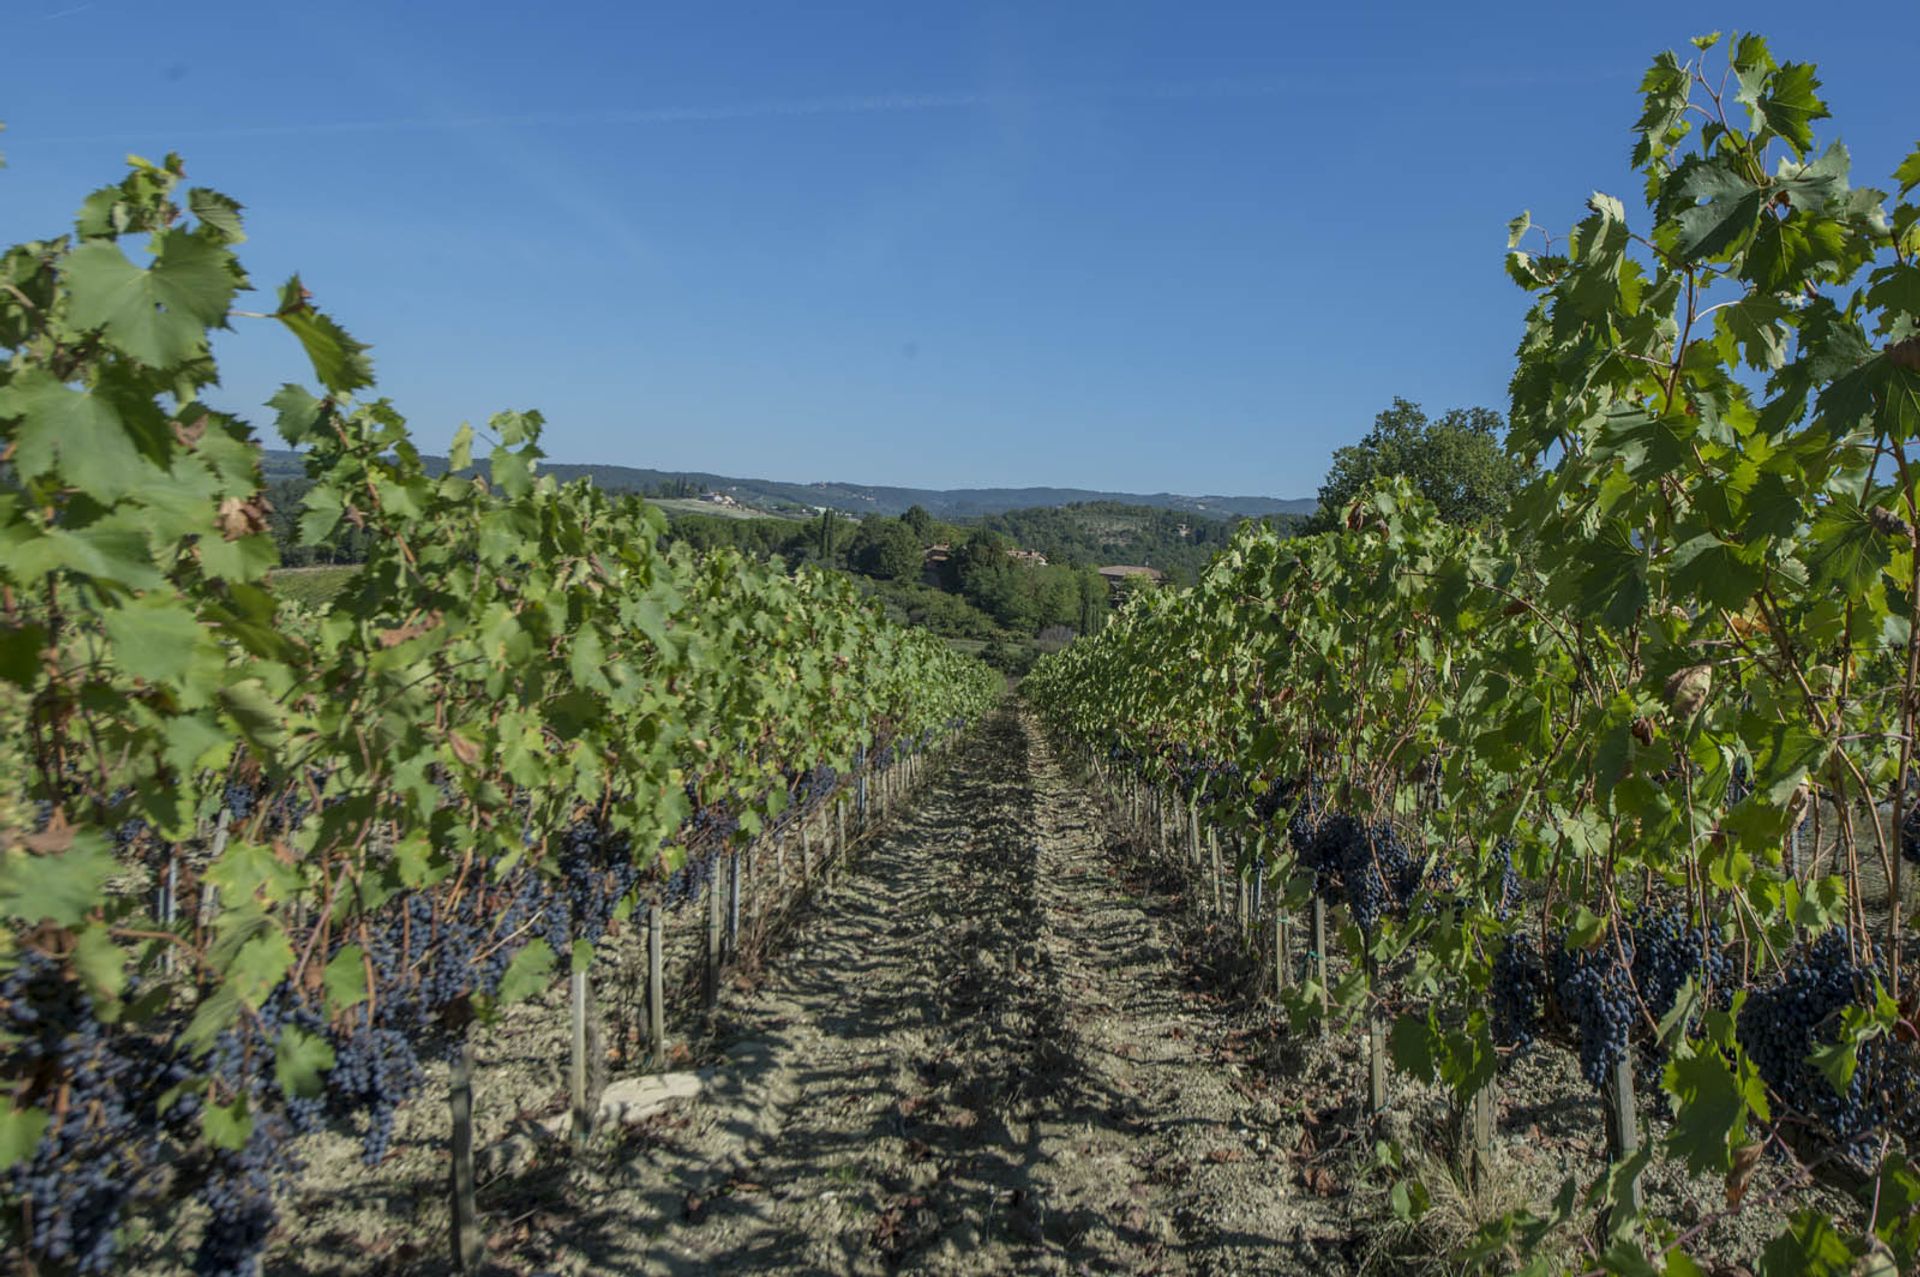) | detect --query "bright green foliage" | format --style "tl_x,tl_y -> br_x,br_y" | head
1031,34 -> 1920,1274
0,152 -> 997,1269
1306,398 -> 1530,532
848,515 -> 924,580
